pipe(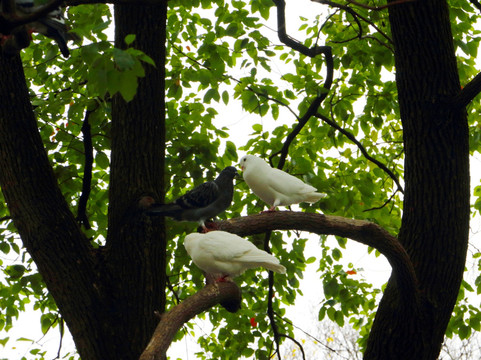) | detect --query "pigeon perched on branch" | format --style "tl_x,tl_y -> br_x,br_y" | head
184,231 -> 286,281
11,0 -> 78,57
146,166 -> 238,231
240,154 -> 326,211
